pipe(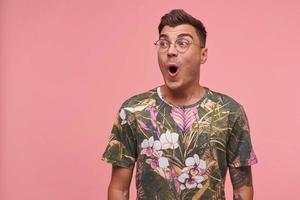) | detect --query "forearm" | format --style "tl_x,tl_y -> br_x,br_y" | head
229,166 -> 254,200
233,186 -> 253,200
108,186 -> 129,200
107,166 -> 133,200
